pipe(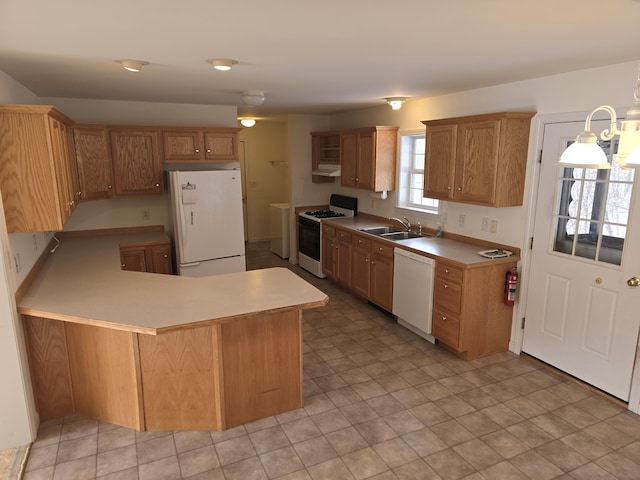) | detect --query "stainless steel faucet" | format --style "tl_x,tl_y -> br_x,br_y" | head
389,216 -> 411,231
